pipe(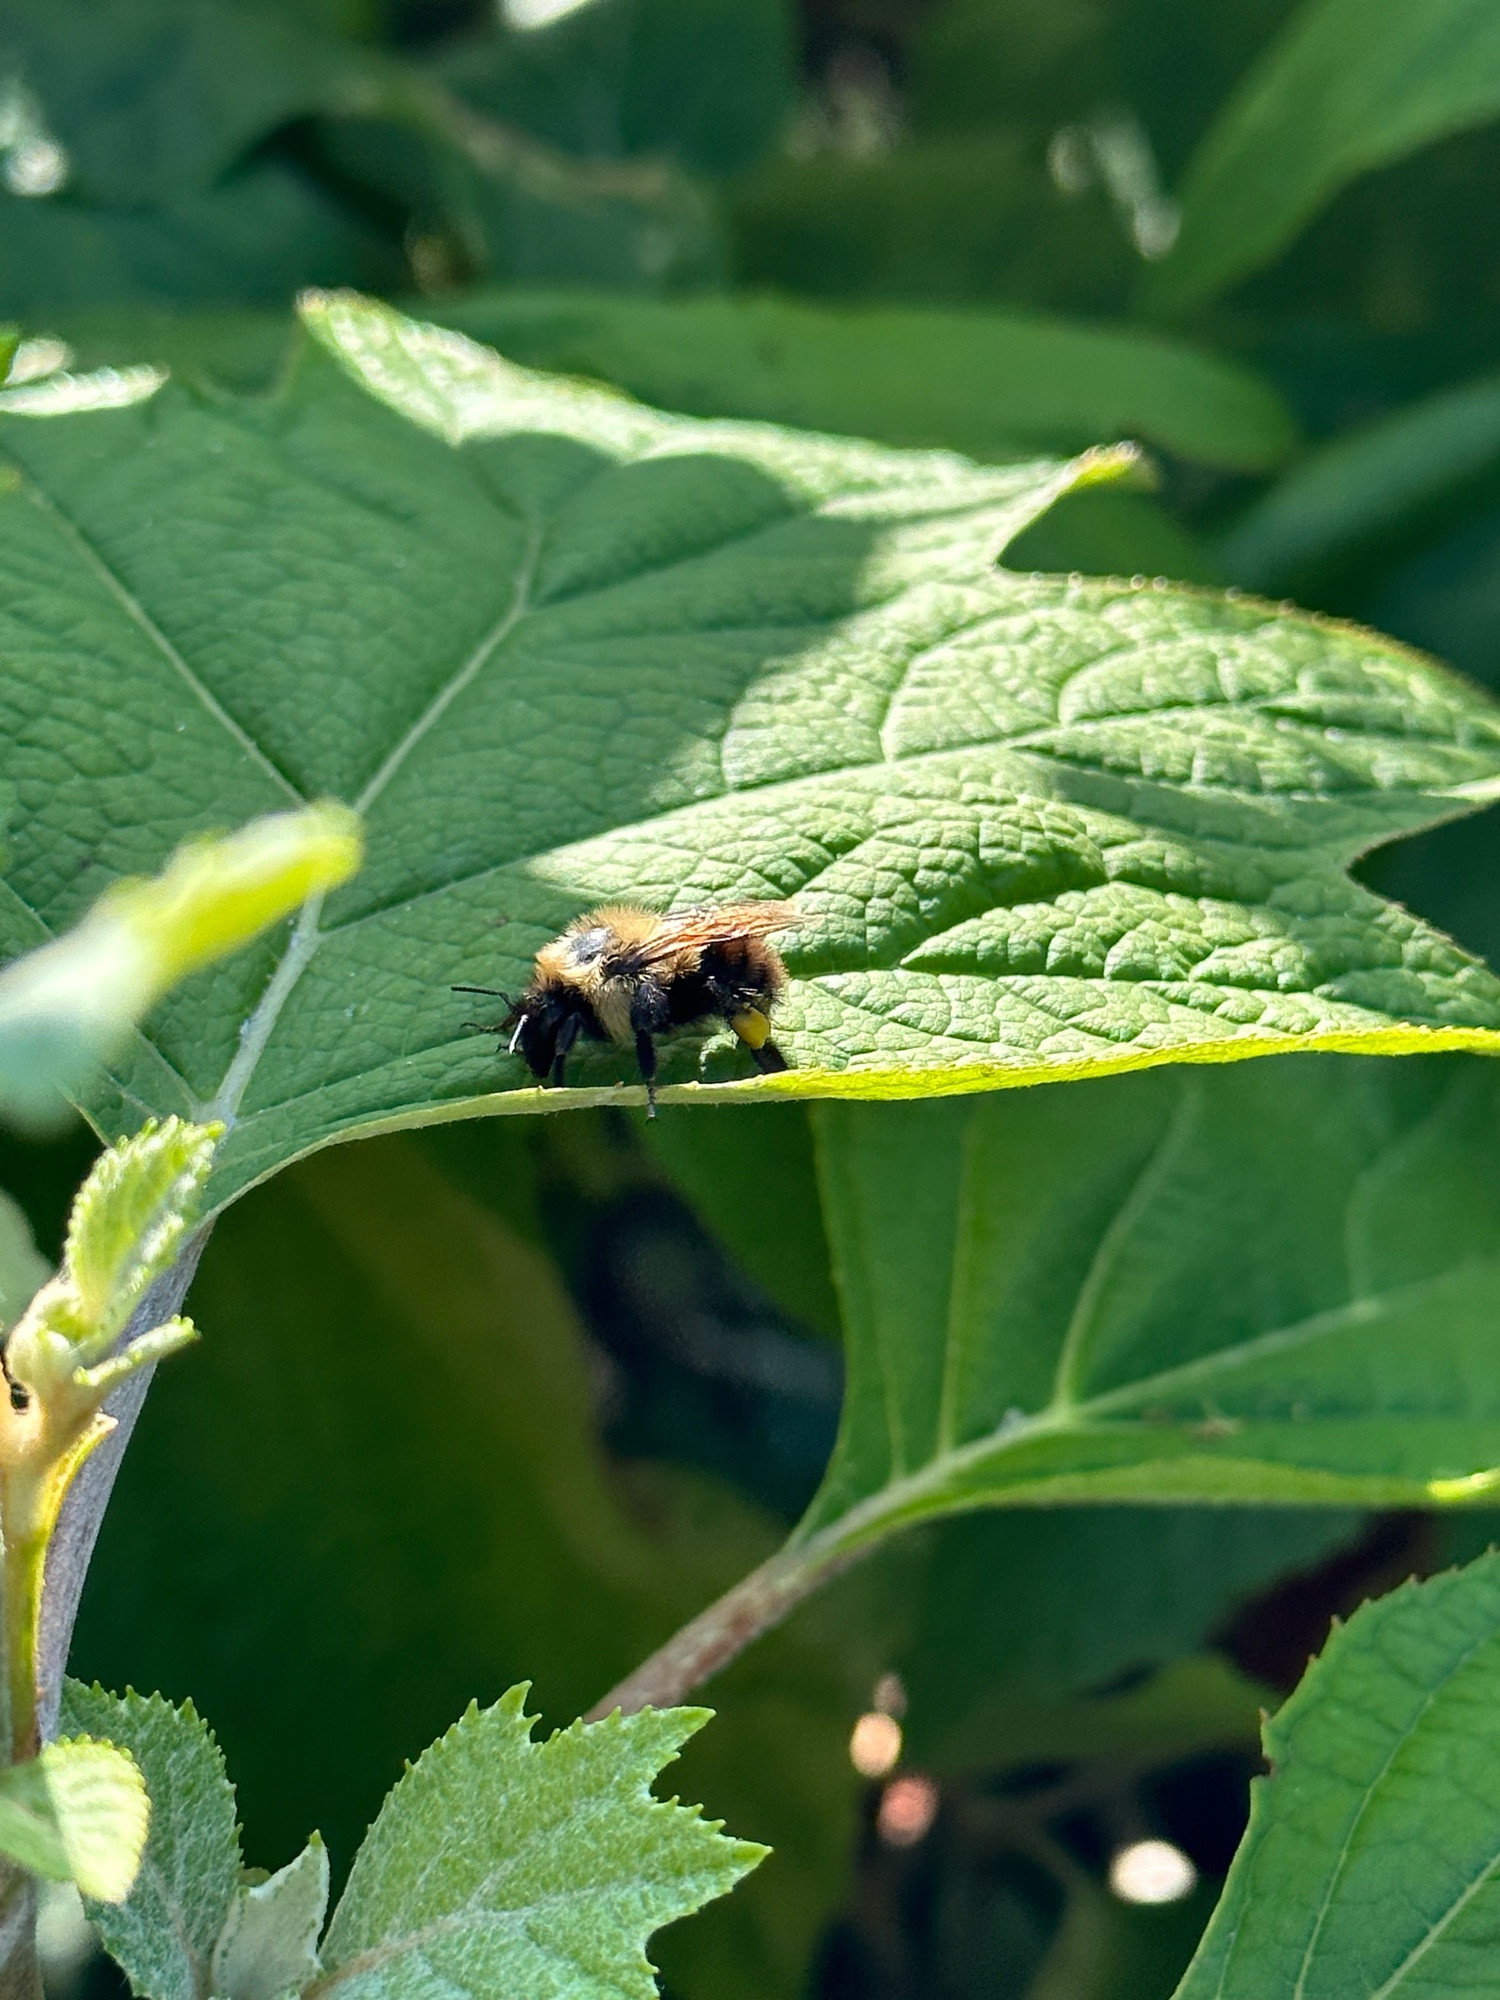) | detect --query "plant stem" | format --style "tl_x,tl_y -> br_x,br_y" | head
0,1869 -> 39,2000
34,1230 -> 208,1742
586,1537 -> 853,1719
